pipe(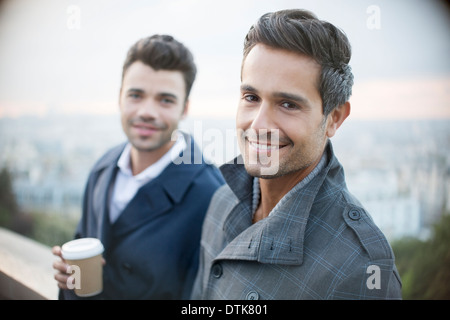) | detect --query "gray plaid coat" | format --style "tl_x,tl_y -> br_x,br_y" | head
191,142 -> 402,300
